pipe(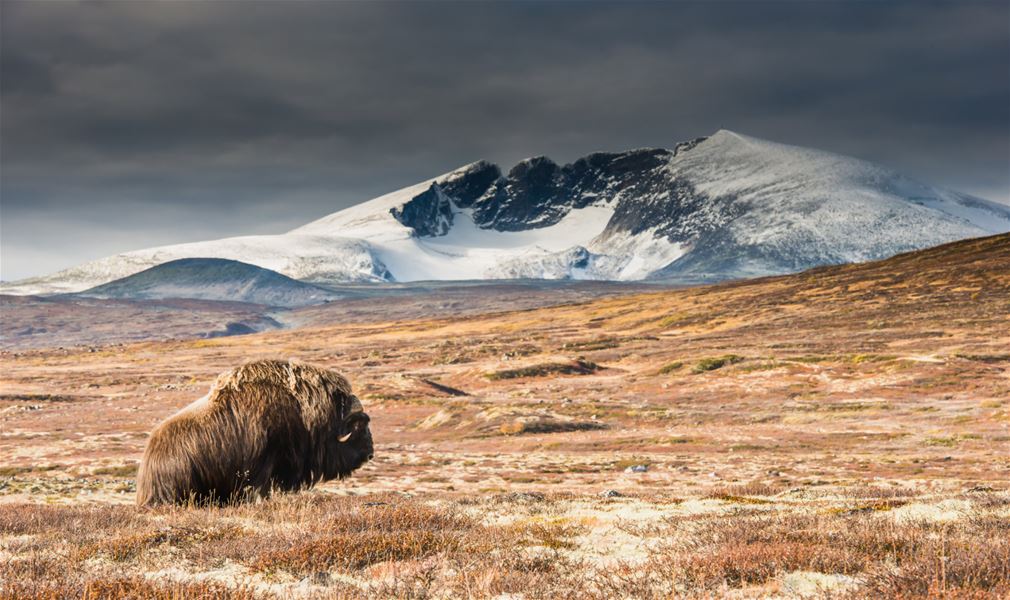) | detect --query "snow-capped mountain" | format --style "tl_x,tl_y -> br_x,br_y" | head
4,130 -> 1009,295
78,258 -> 341,307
